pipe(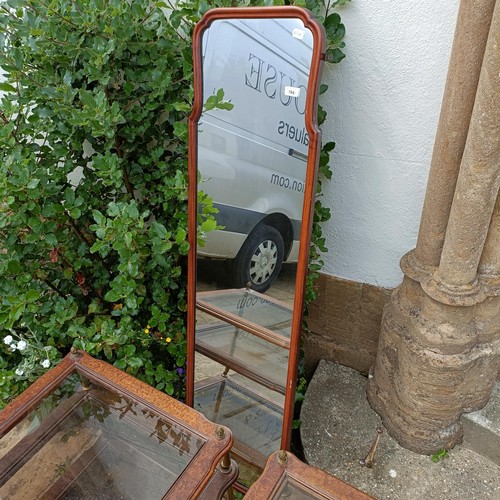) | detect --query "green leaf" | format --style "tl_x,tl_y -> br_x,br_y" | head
164,381 -> 174,396
26,290 -> 41,303
69,207 -> 81,219
124,295 -> 137,310
175,228 -> 187,244
125,203 -> 139,219
0,82 -> 16,93
200,218 -> 217,233
325,48 -> 346,64
217,101 -> 234,110
79,89 -> 97,109
127,357 -> 143,369
324,13 -> 343,40
114,359 -> 127,370
104,289 -> 121,302
92,210 -> 105,225
323,141 -> 336,153
9,303 -> 25,324
123,344 -> 136,357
